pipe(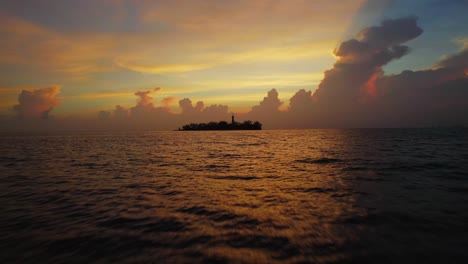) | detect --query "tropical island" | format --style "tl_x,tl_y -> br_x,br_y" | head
178,115 -> 262,131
